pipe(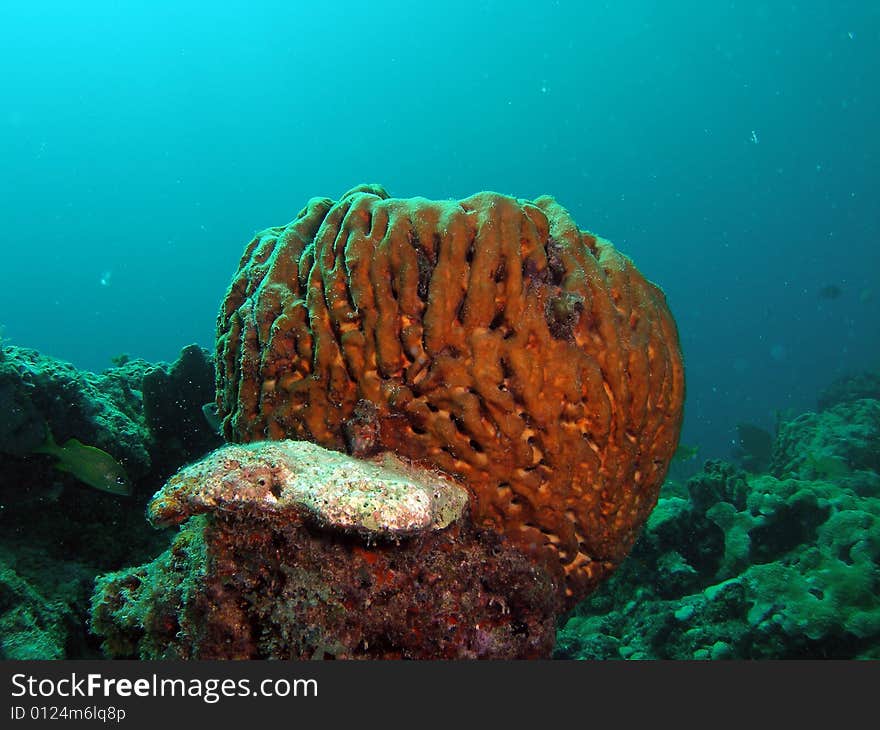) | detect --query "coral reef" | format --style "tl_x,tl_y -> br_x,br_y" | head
556,397 -> 880,659
4,340 -> 876,660
216,184 -> 685,603
818,369 -> 880,411
0,343 -> 221,494
0,546 -> 86,659
771,399 -> 880,479
730,422 -> 774,473
91,441 -> 560,659
0,346 -> 151,478
0,345 -> 222,658
142,344 -> 222,474
0,347 -> 164,573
